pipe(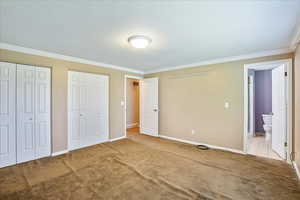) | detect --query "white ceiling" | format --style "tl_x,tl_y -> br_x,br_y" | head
1,0 -> 300,74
